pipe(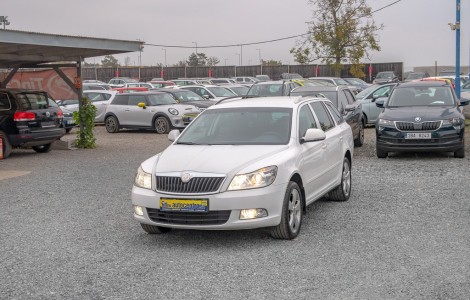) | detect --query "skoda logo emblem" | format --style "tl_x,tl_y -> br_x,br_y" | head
45,112 -> 50,117
181,172 -> 192,183
414,117 -> 421,122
